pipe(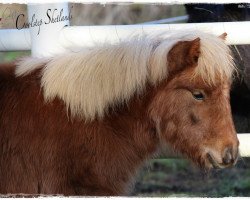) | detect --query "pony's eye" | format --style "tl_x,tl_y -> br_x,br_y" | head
192,92 -> 204,100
